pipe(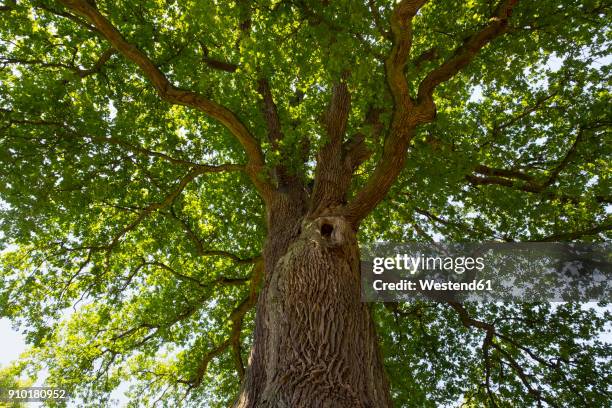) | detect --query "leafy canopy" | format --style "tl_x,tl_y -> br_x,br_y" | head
0,0 -> 610,406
